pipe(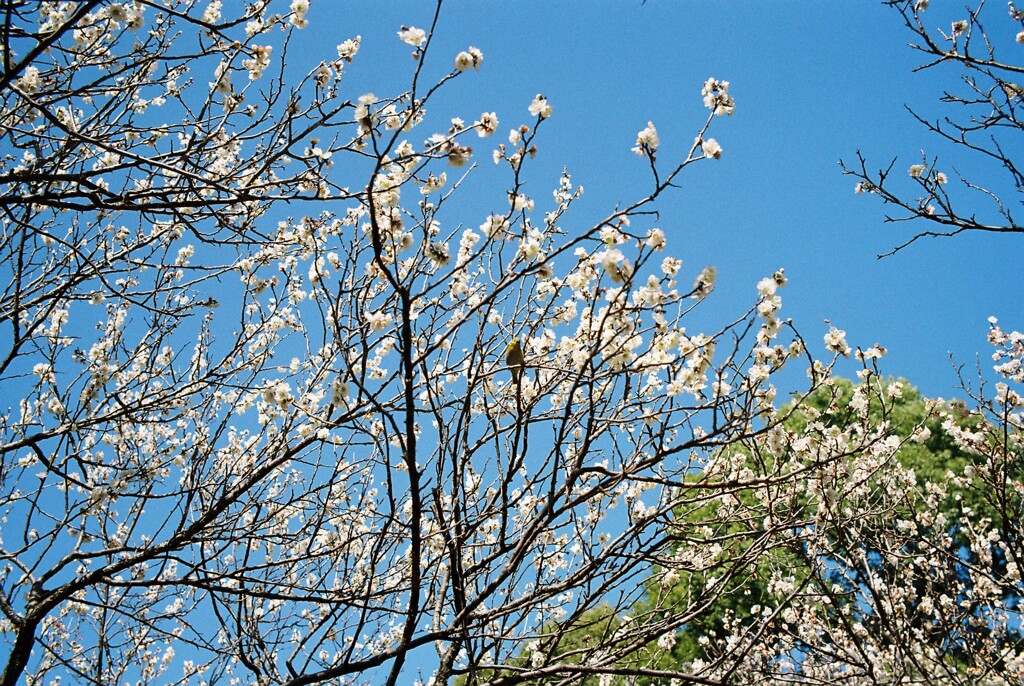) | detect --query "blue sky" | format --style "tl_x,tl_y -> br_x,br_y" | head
298,0 -> 1023,399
